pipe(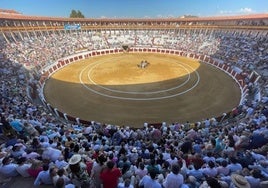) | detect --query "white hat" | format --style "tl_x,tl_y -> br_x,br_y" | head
4,146 -> 13,152
231,174 -> 250,188
157,174 -> 164,182
69,154 -> 82,165
188,175 -> 196,183
41,112 -> 46,116
131,147 -> 138,153
77,133 -> 83,138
